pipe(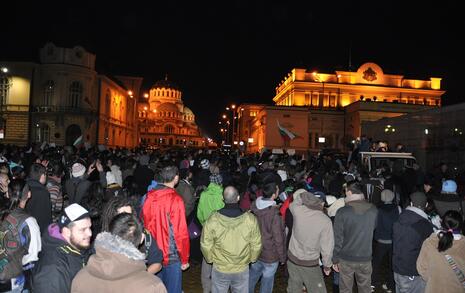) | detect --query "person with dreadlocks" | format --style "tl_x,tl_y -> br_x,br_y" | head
0,179 -> 41,292
100,196 -> 163,275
